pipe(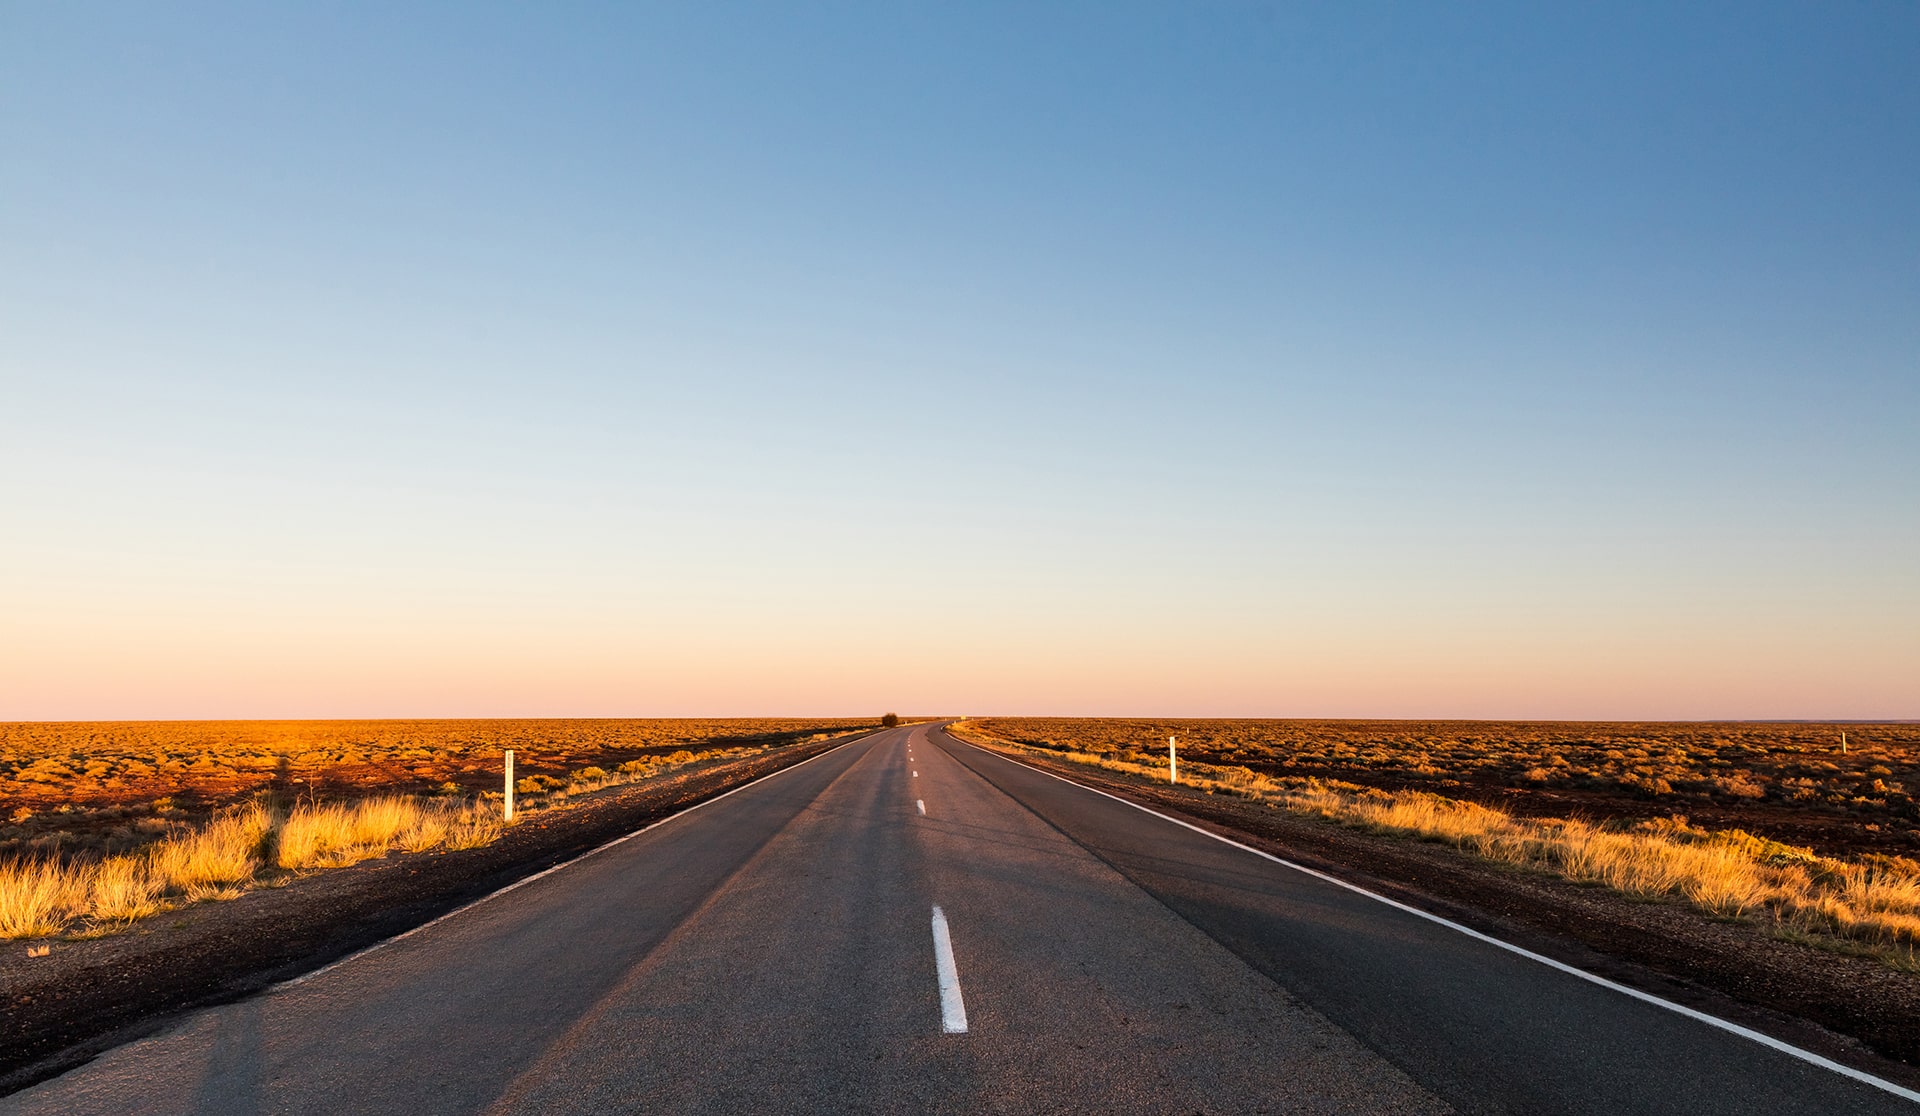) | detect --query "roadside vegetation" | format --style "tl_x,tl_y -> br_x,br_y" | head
0,797 -> 500,939
960,722 -> 1920,837
504,745 -> 771,810
952,719 -> 1920,971
958,717 -> 1920,857
0,718 -> 874,862
0,729 -> 869,941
